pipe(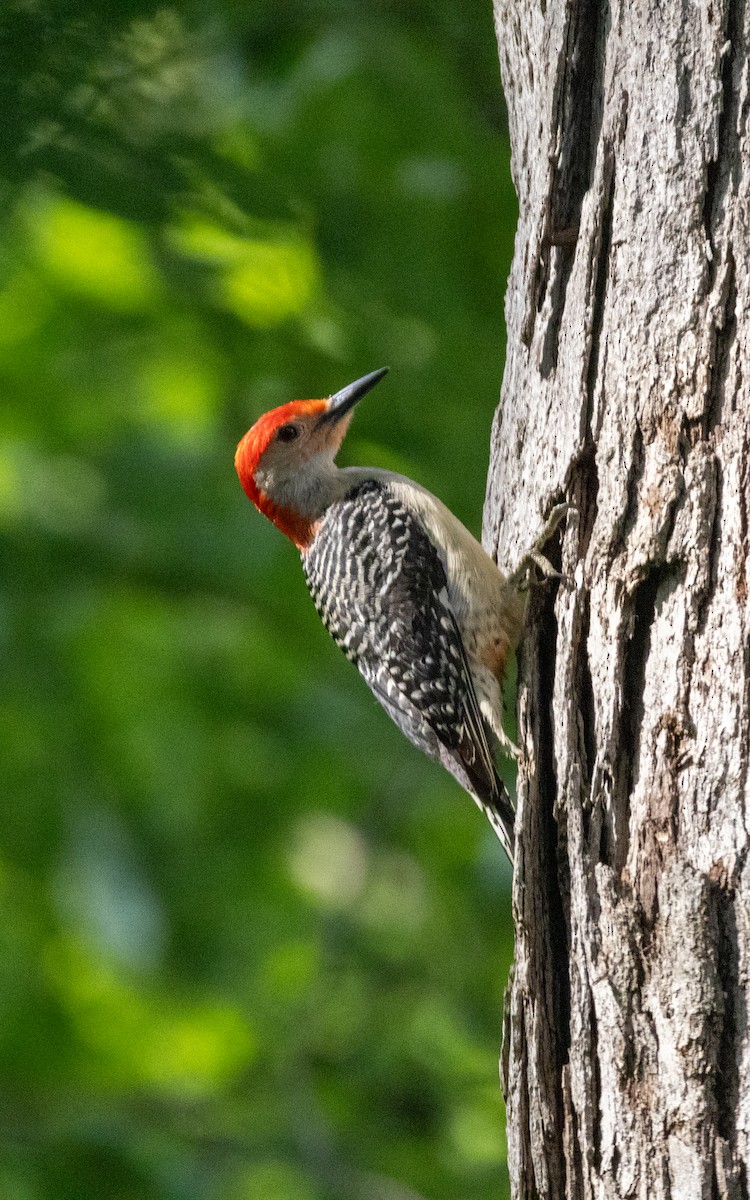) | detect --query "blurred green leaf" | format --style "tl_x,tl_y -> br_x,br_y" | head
0,3 -> 517,1199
